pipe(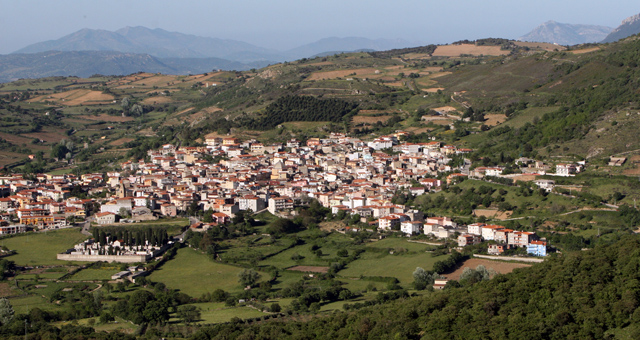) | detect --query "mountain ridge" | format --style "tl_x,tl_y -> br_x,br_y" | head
12,27 -> 420,63
519,20 -> 612,45
602,13 -> 640,43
